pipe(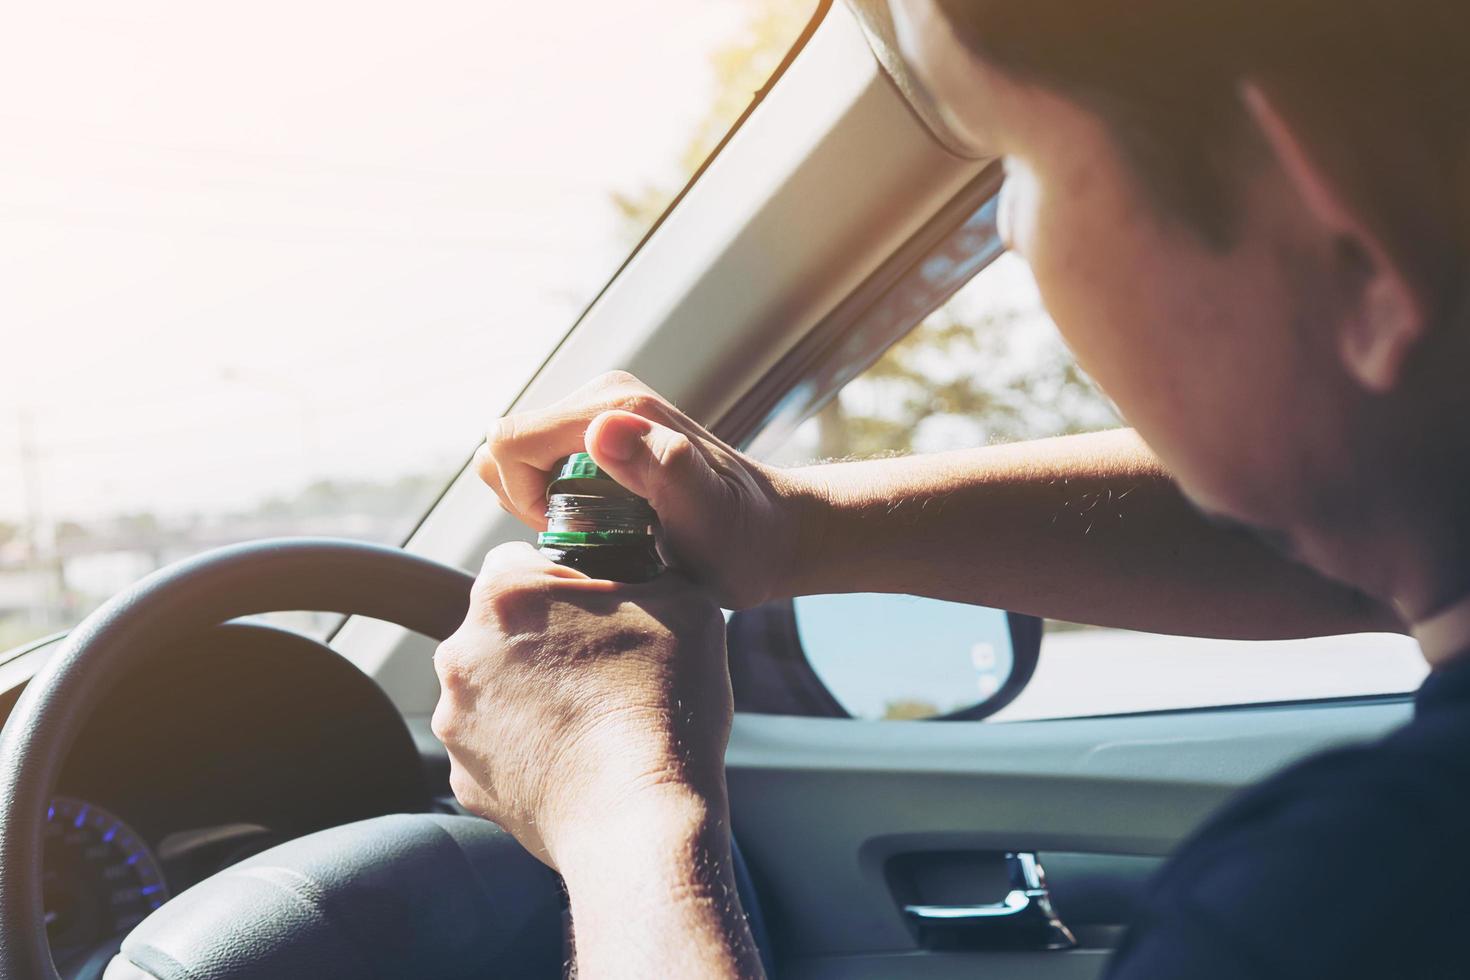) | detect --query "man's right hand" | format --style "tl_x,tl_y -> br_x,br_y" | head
475,371 -> 816,609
